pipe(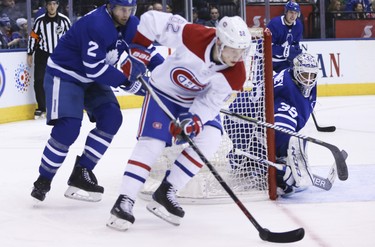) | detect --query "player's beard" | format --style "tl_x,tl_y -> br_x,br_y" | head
112,14 -> 128,27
